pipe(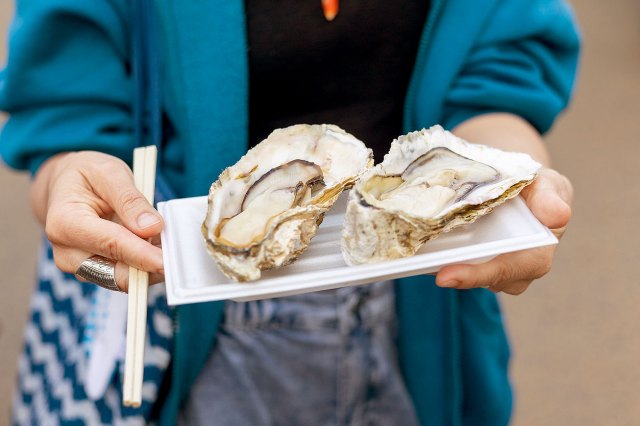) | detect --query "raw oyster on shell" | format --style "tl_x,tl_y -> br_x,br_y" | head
203,124 -> 373,282
341,125 -> 541,265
